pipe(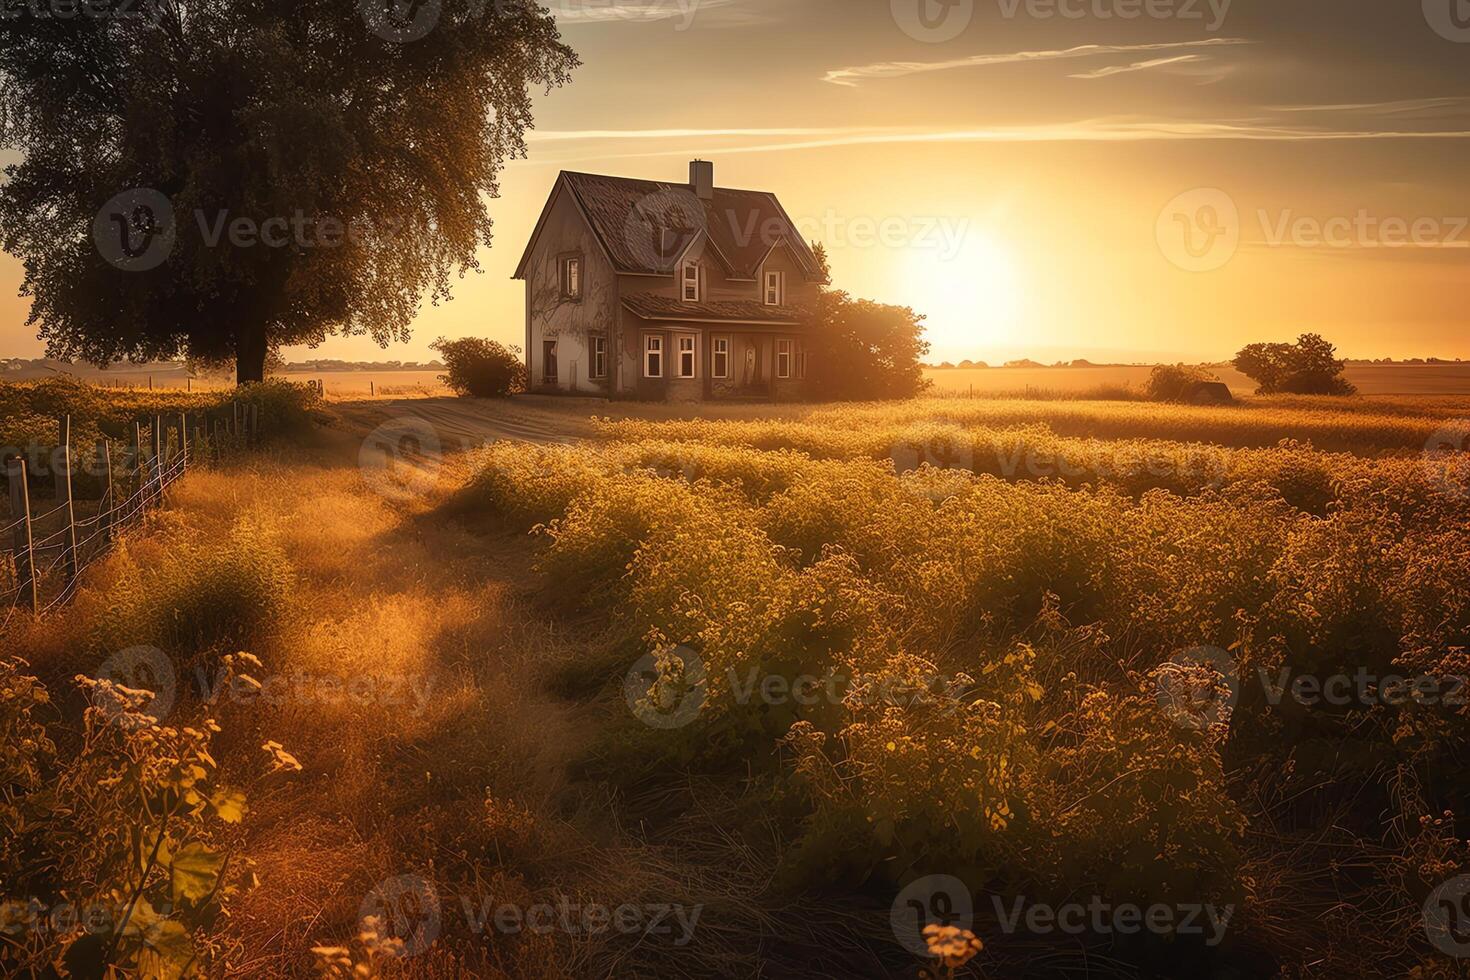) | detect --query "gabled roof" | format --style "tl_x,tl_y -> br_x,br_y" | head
514,170 -> 825,281
622,294 -> 810,326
